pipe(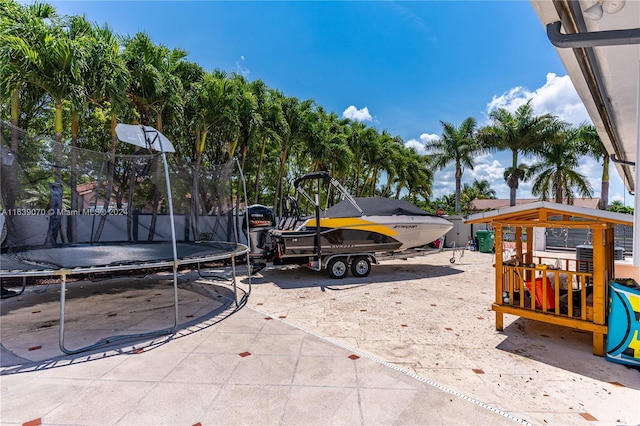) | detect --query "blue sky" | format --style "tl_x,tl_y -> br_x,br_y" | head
48,0 -> 635,207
